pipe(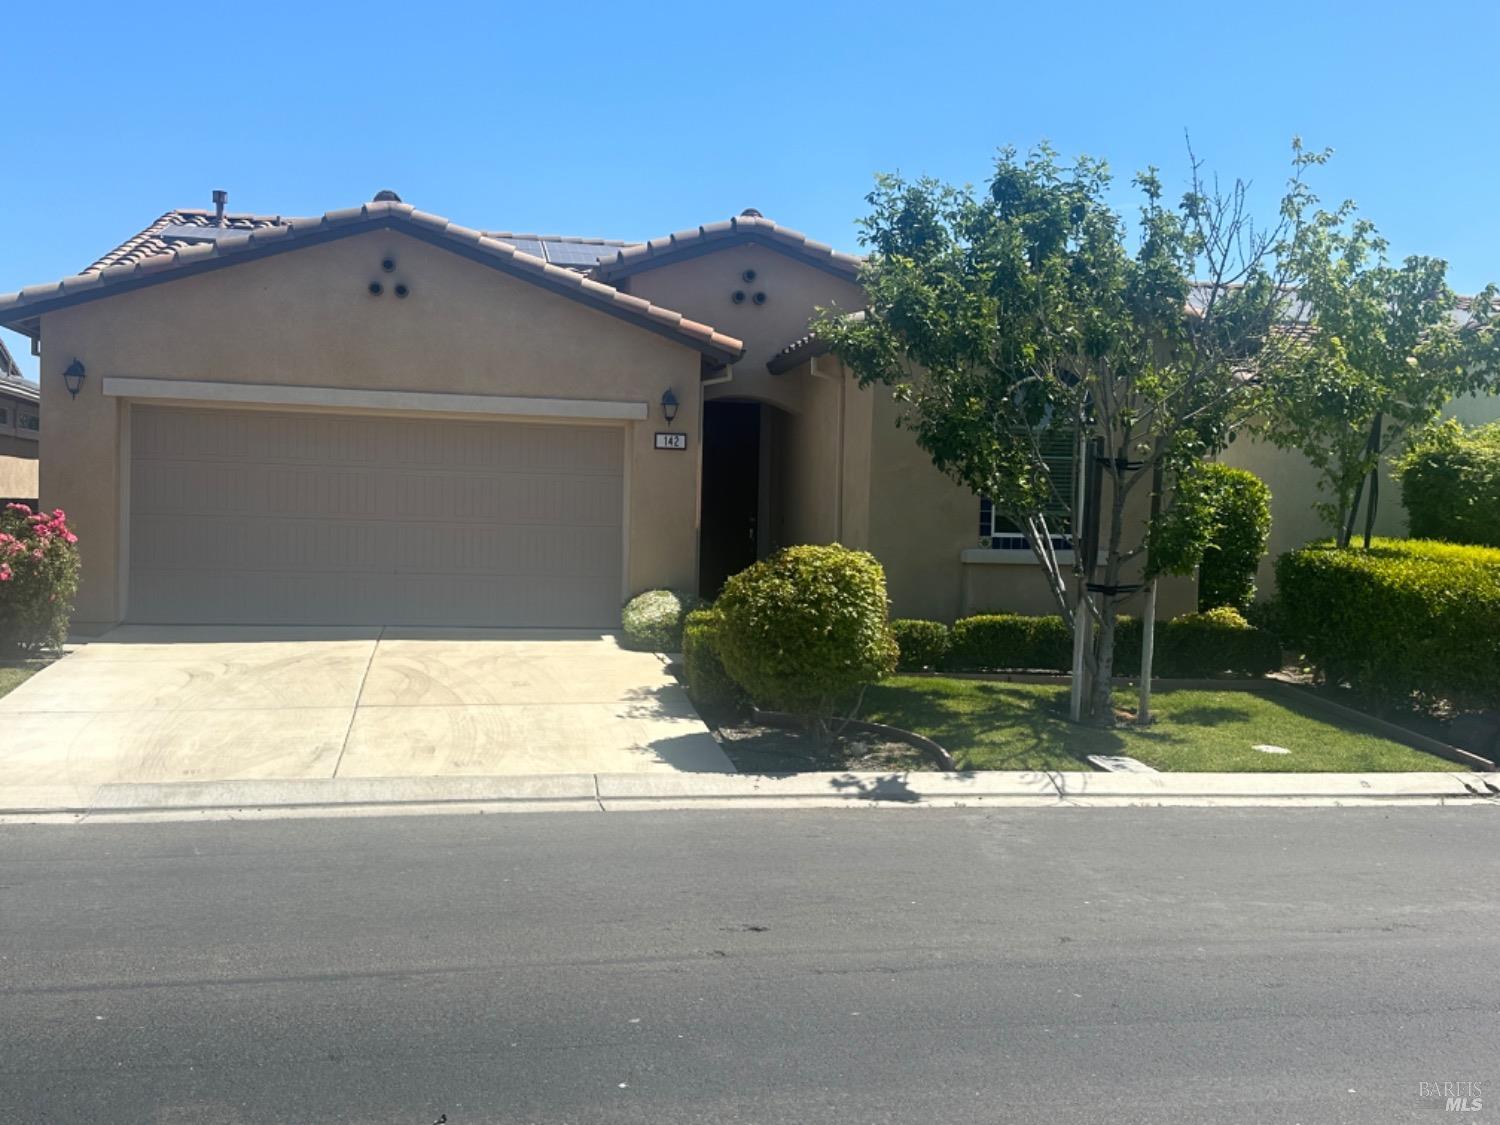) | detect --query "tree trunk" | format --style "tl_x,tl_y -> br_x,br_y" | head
1137,461 -> 1166,726
1087,469 -> 1130,726
1361,413 -> 1383,550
